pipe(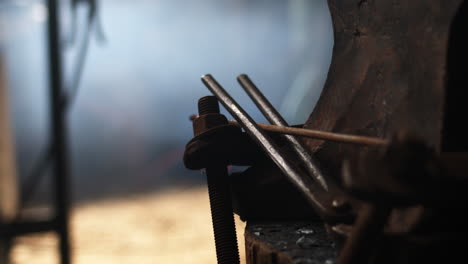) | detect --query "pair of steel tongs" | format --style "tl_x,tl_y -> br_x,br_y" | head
201,74 -> 349,222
